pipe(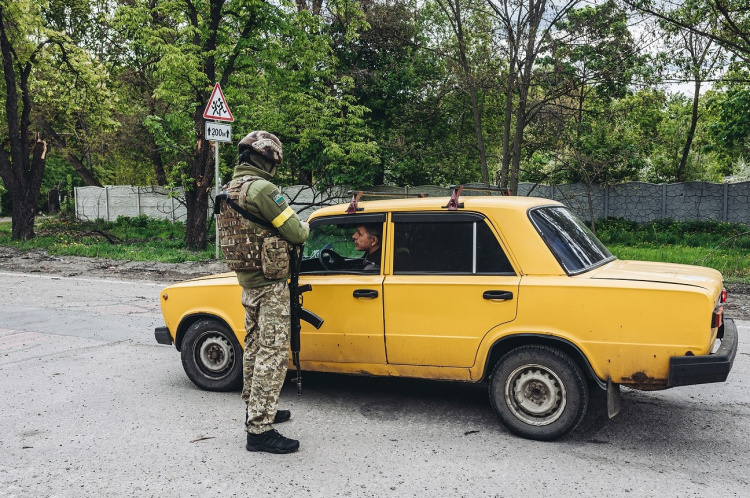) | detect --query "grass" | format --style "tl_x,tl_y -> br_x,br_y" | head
0,215 -> 215,263
0,215 -> 748,283
595,218 -> 750,284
